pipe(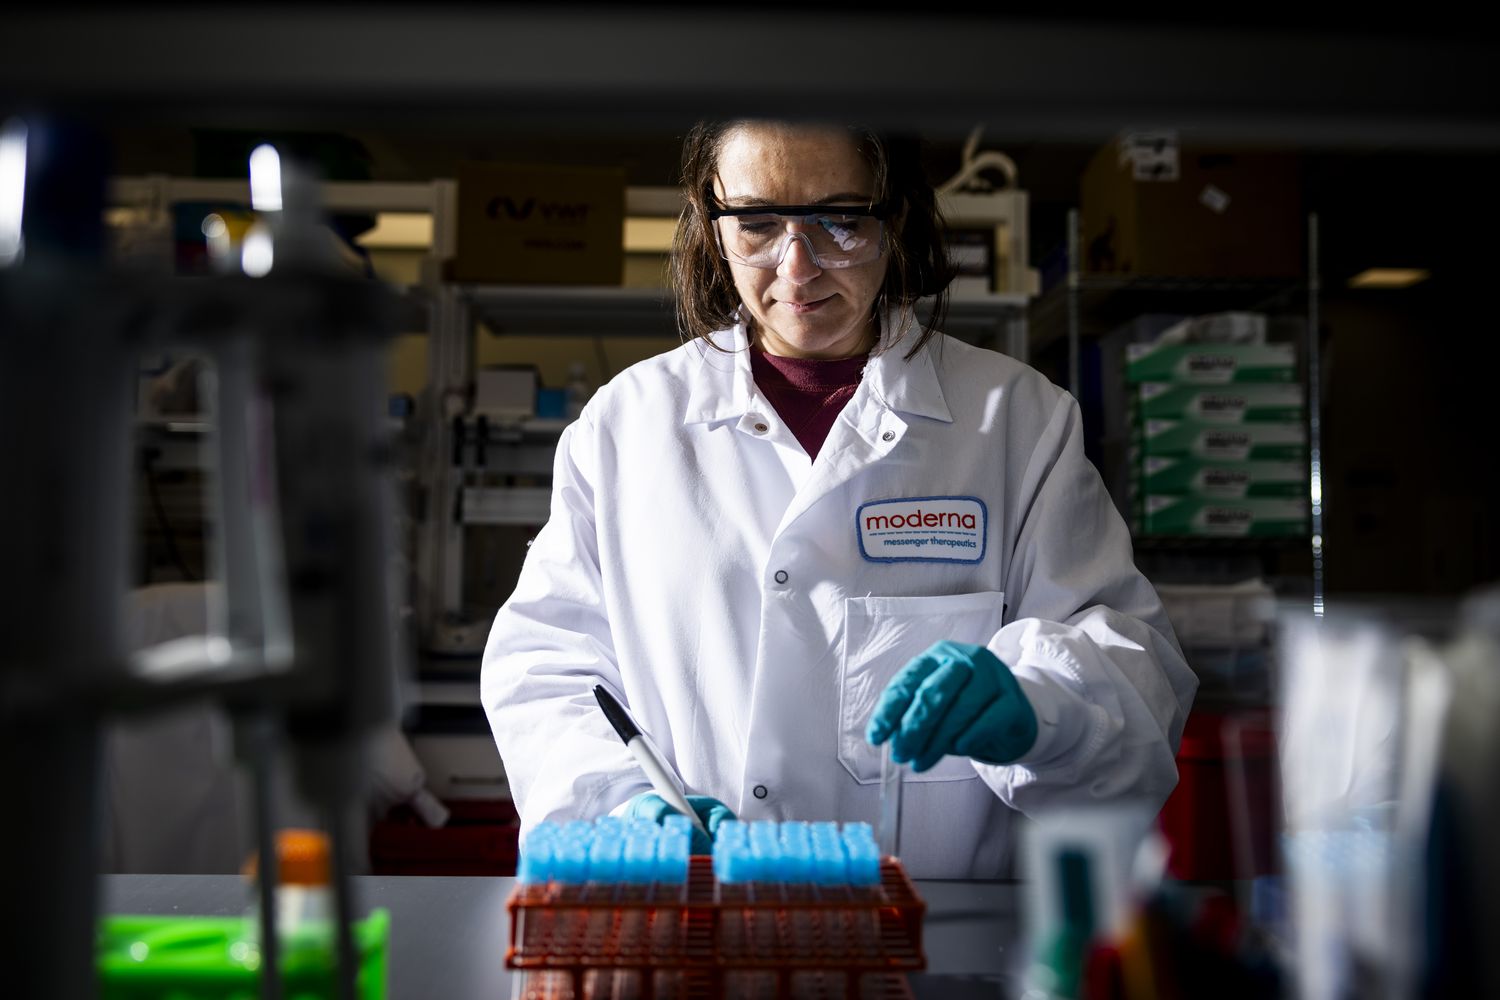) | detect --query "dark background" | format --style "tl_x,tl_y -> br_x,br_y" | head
6,4 -> 1498,597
